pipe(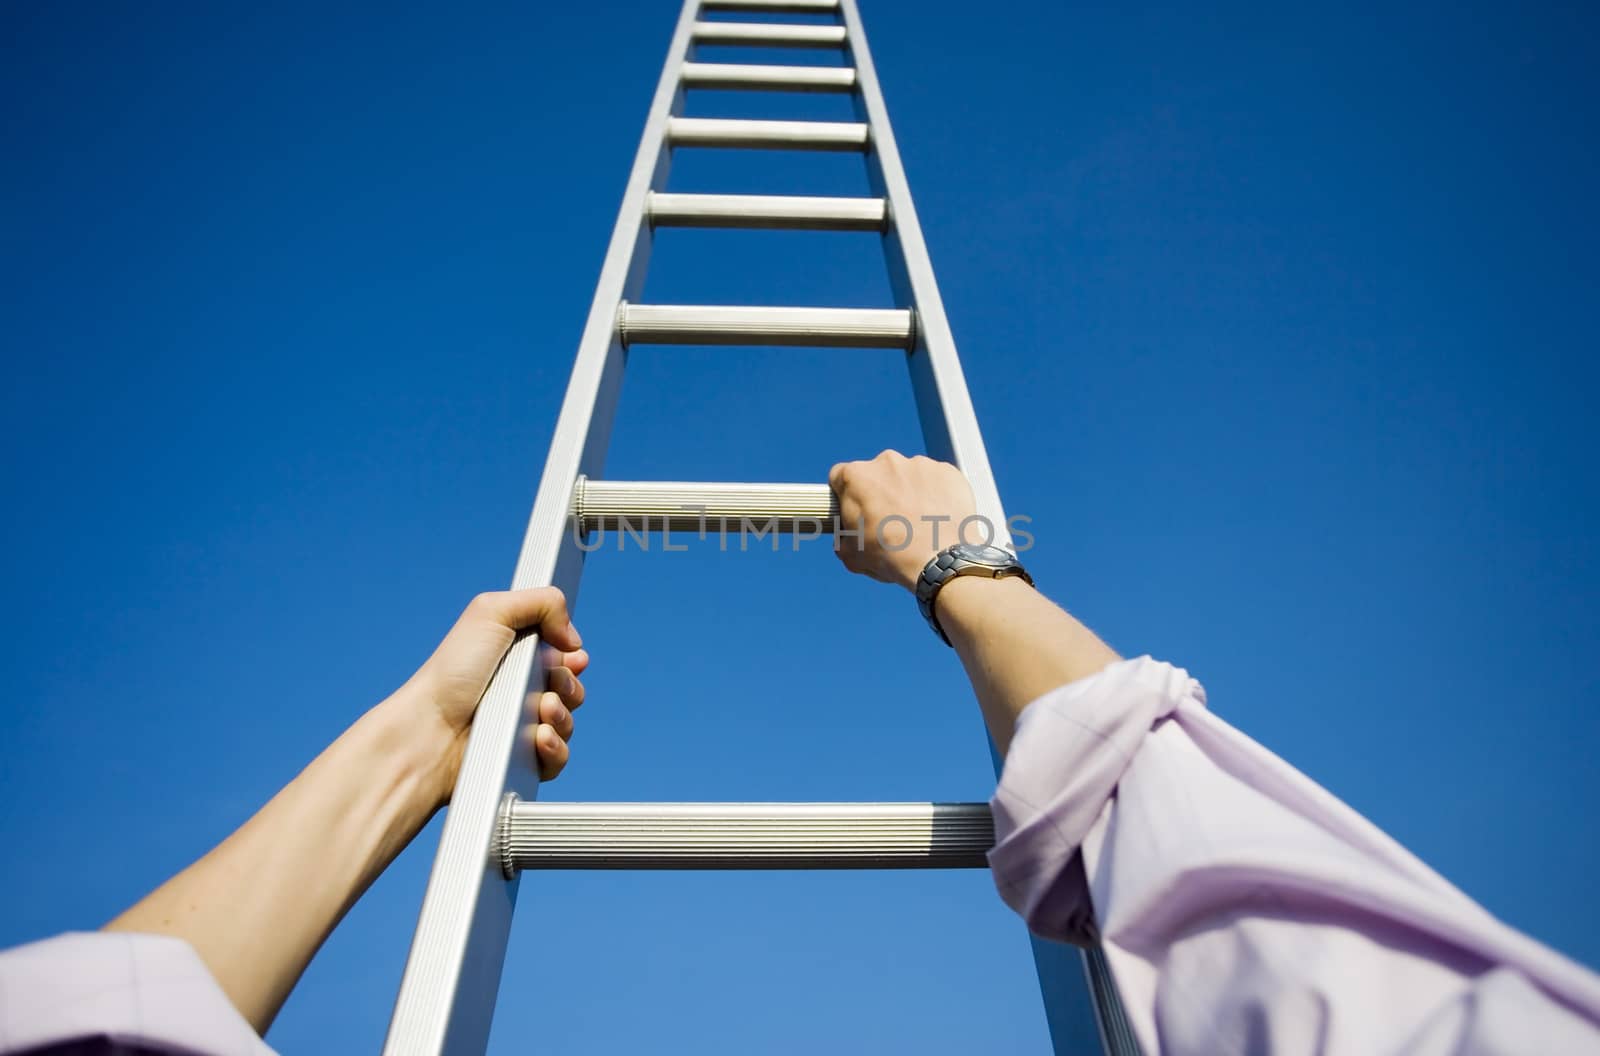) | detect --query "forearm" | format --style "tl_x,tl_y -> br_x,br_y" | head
937,575 -> 1120,755
104,692 -> 448,1032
